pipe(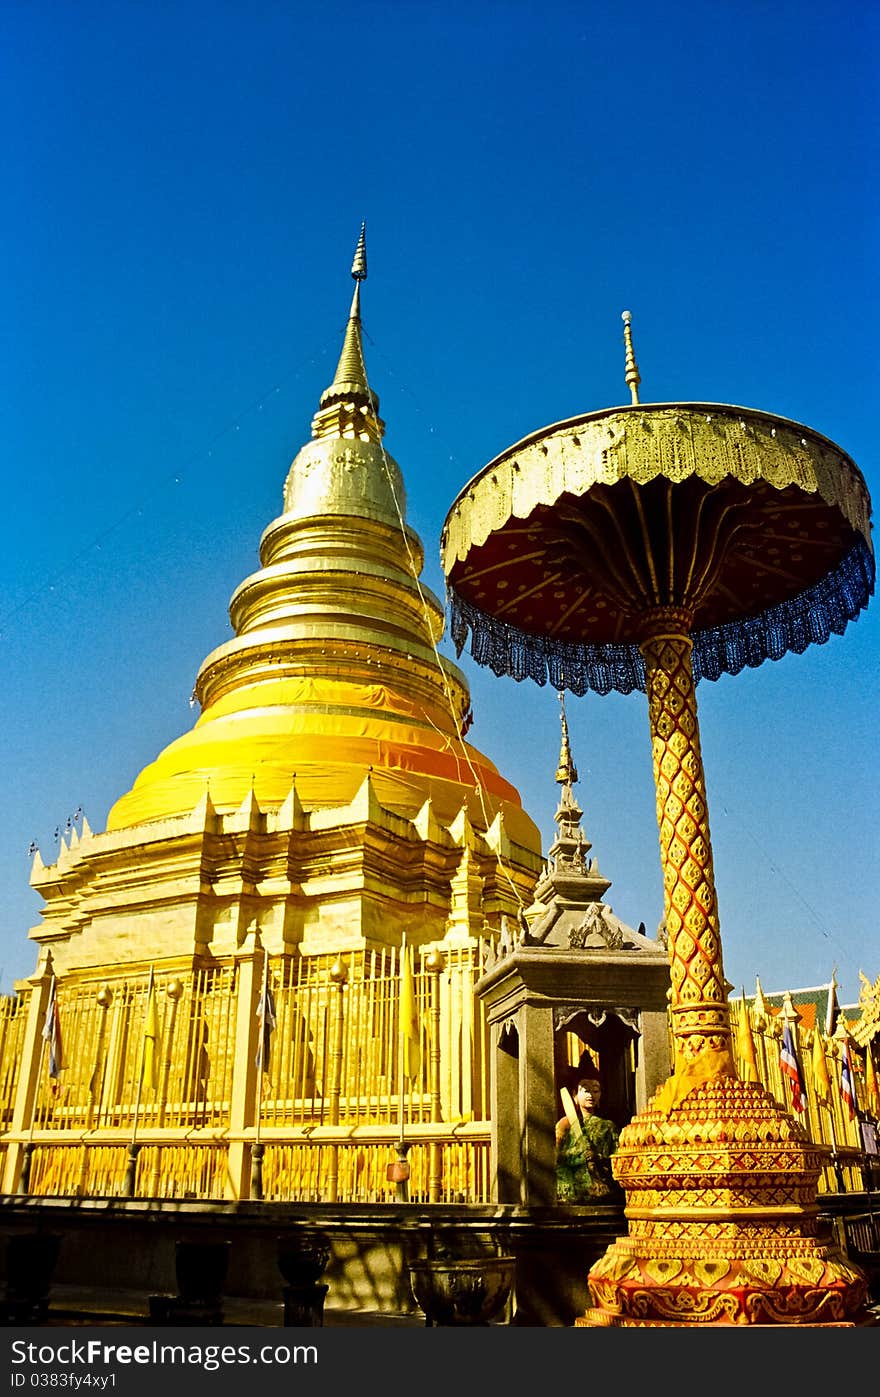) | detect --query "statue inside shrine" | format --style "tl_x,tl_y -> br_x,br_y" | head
555,1077 -> 620,1204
